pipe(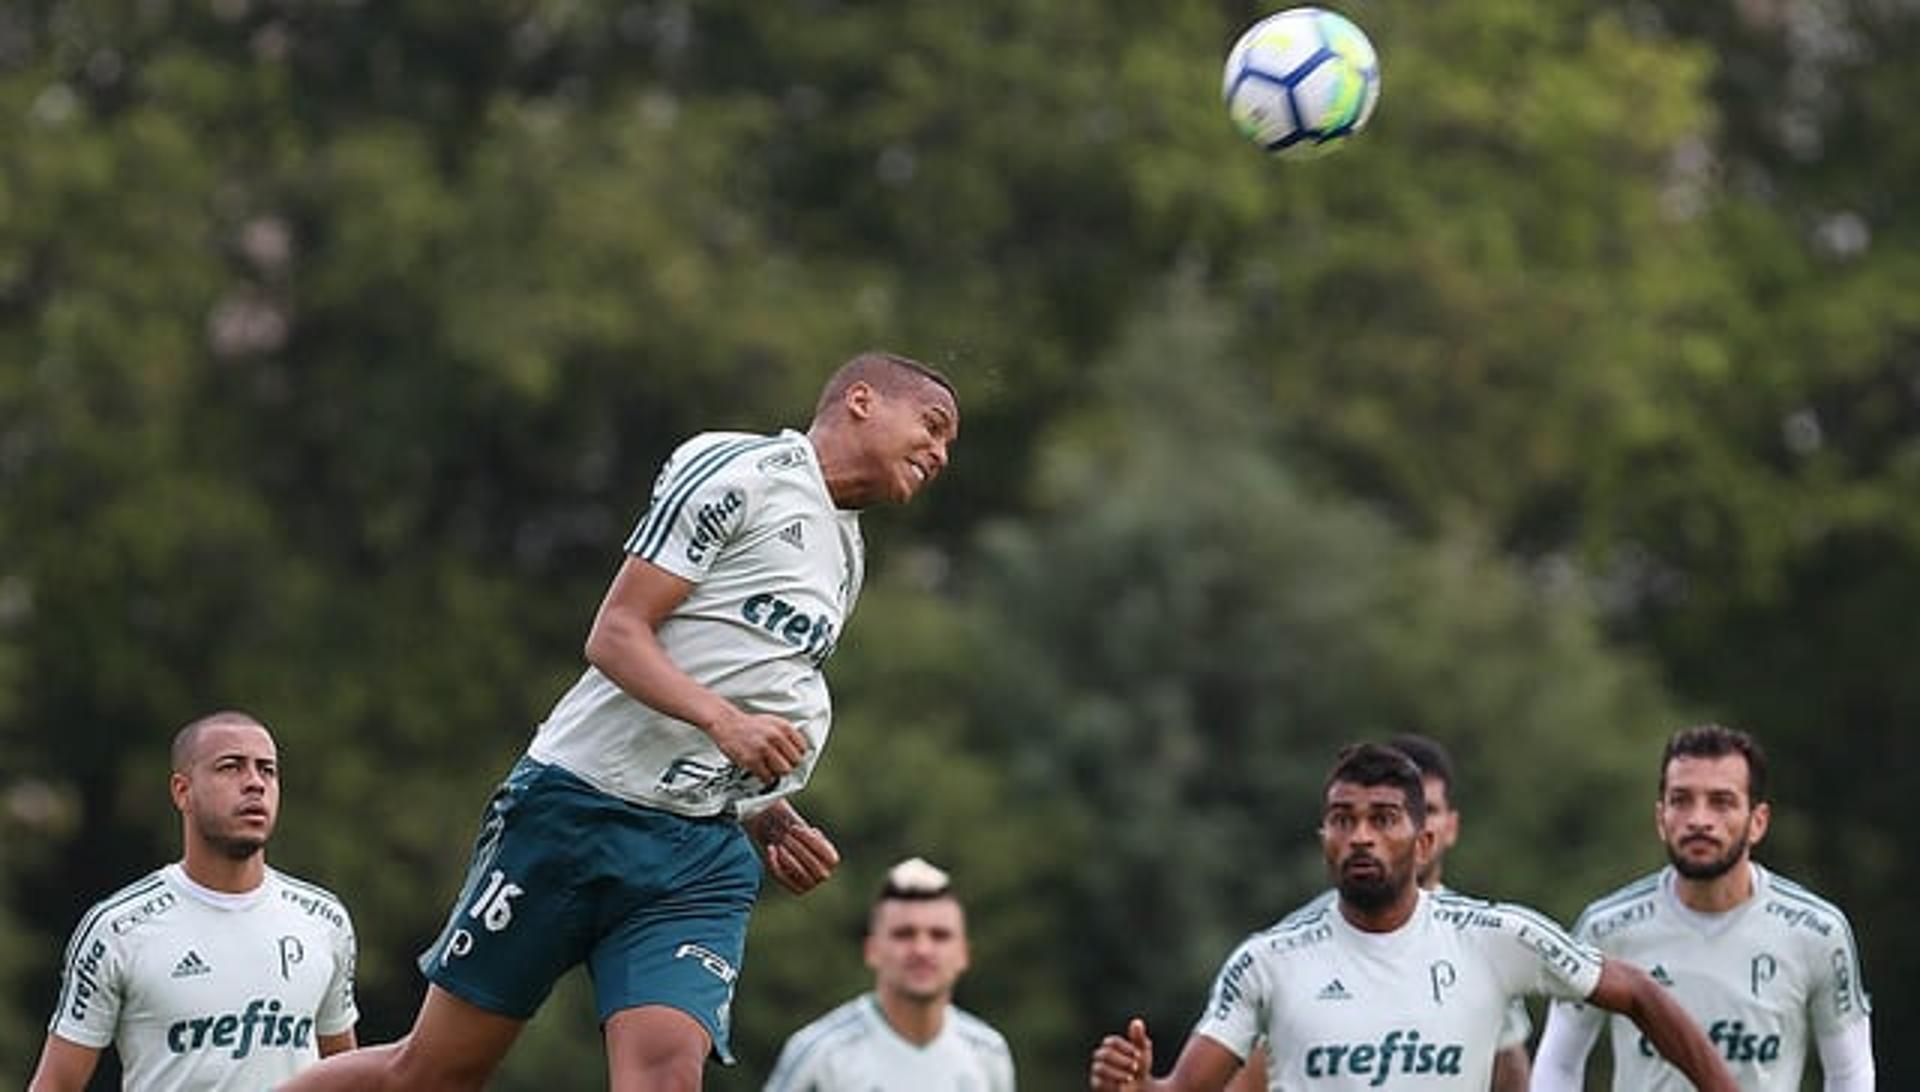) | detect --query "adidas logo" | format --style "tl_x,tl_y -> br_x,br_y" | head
777,521 -> 805,551
1316,978 -> 1353,1001
1649,964 -> 1675,987
171,950 -> 212,979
